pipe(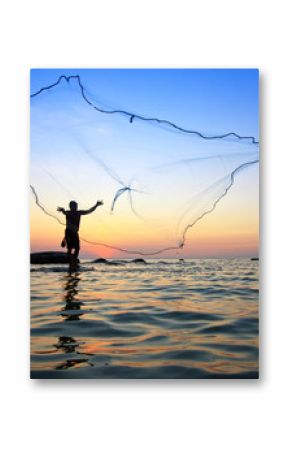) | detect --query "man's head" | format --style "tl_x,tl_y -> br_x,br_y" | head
69,201 -> 78,211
